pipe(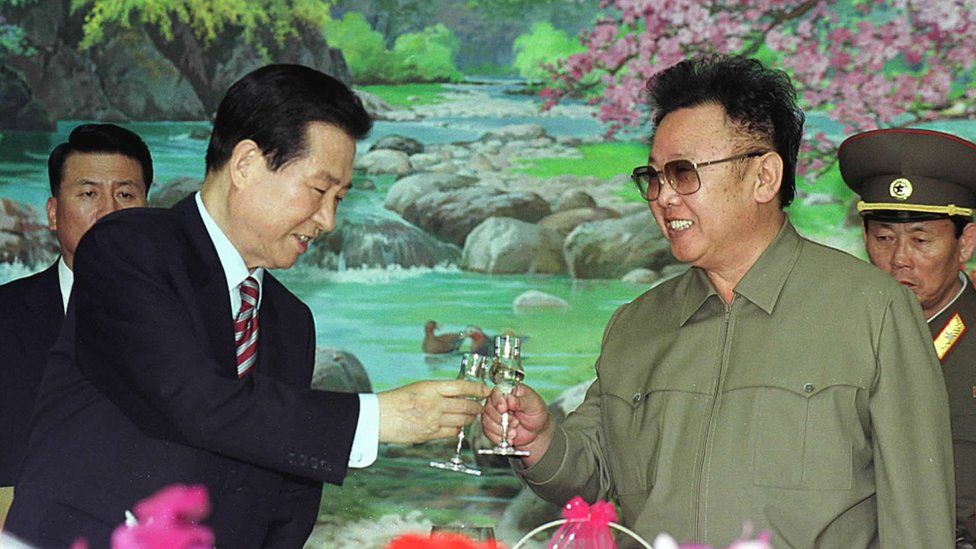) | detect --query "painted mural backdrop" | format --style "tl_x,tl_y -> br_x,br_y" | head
1,1 -> 975,547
